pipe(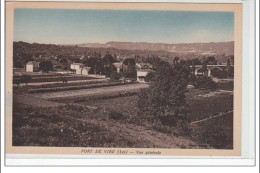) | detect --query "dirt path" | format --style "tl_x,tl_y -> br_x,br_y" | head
35,83 -> 149,99
190,110 -> 233,124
